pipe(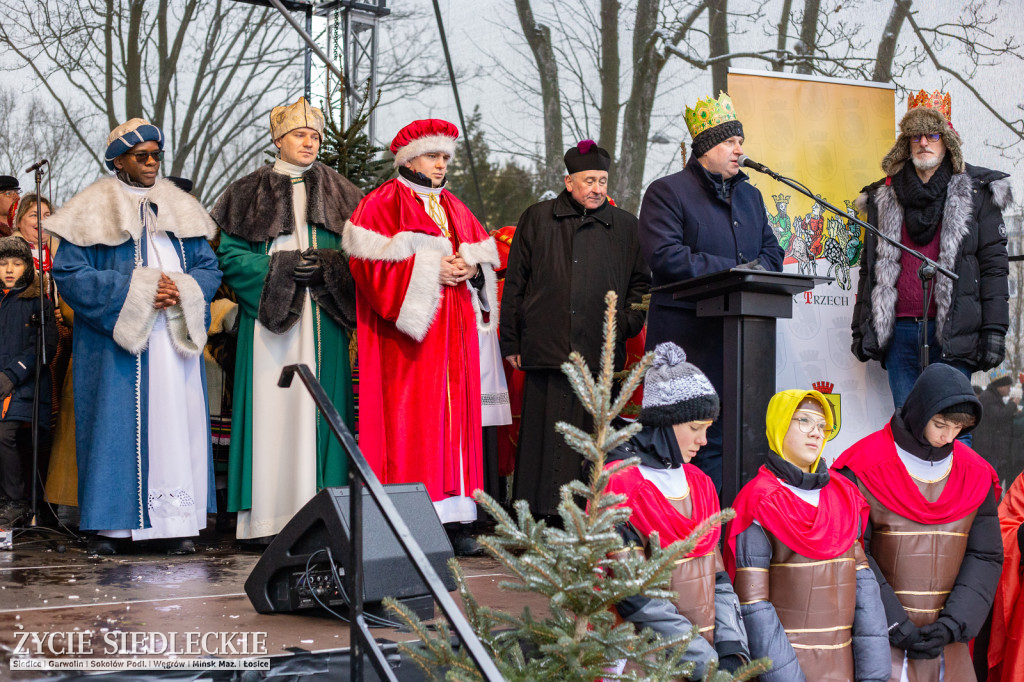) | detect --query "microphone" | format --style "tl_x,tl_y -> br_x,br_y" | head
737,154 -> 775,176
24,159 -> 48,173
